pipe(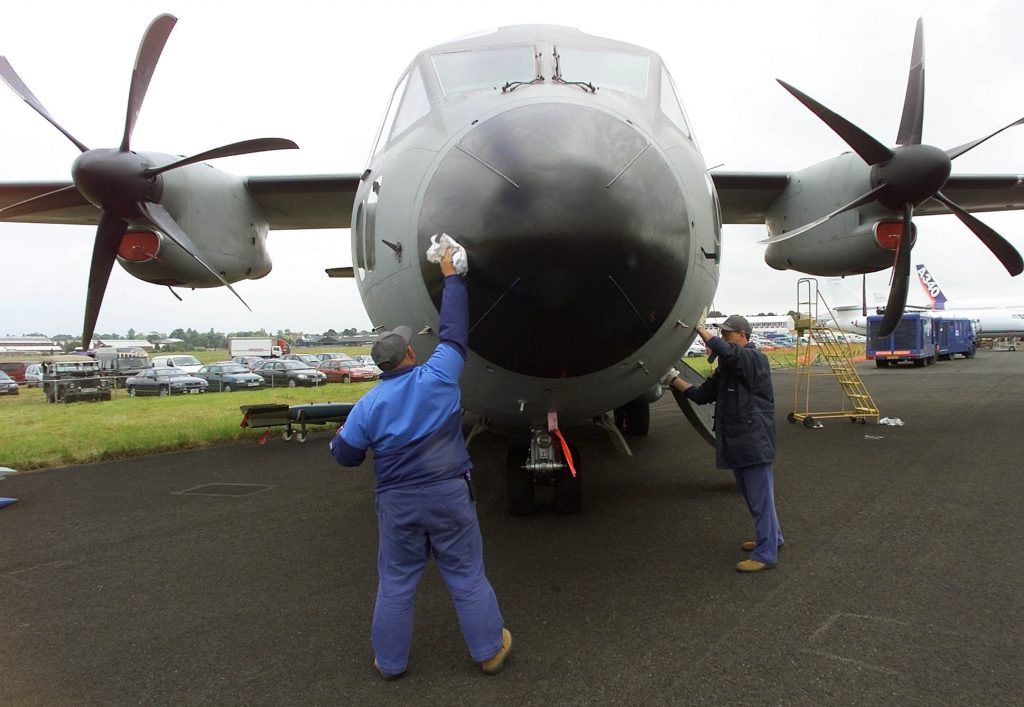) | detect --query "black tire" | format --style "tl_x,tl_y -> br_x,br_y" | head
913,359 -> 925,368
803,416 -> 816,428
614,398 -> 650,436
505,444 -> 534,515
159,386 -> 170,397
787,412 -> 798,424
342,374 -> 351,384
553,444 -> 582,514
128,386 -> 137,397
875,360 -> 889,368
287,379 -> 298,388
223,384 -> 233,393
